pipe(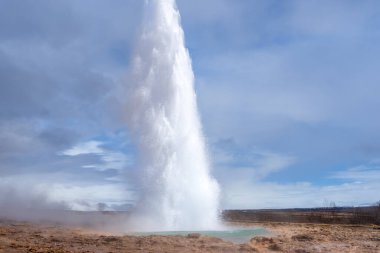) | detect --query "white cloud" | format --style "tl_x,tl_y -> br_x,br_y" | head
212,143 -> 296,181
253,151 -> 296,179
220,165 -> 380,209
0,173 -> 134,213
100,151 -> 128,171
42,182 -> 133,211
331,165 -> 380,182
61,140 -> 128,171
62,140 -> 103,156
222,180 -> 377,209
